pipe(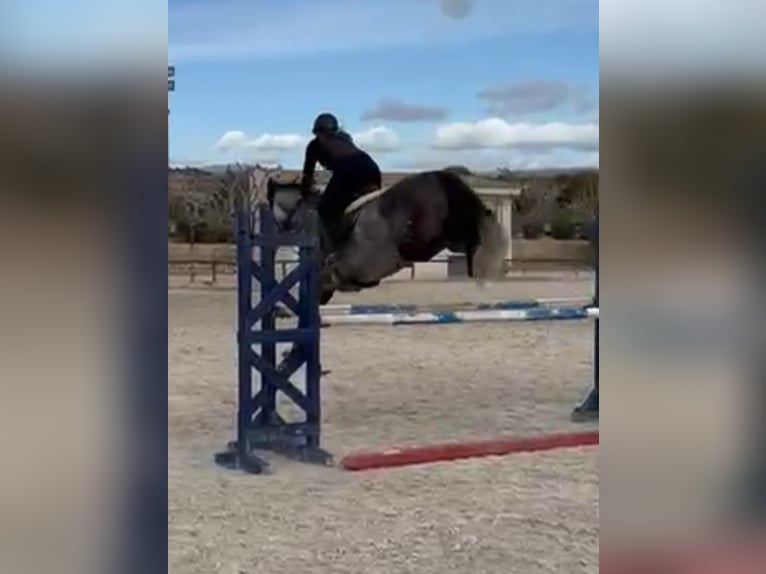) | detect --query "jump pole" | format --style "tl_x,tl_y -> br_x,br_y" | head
321,306 -> 598,327
319,296 -> 593,316
340,429 -> 599,471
